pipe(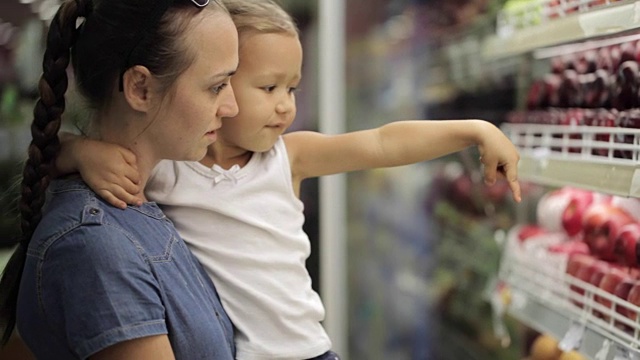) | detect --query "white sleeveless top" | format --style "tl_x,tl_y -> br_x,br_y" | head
146,137 -> 331,360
